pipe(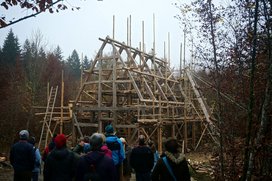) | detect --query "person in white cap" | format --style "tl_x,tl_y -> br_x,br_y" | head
10,130 -> 35,181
